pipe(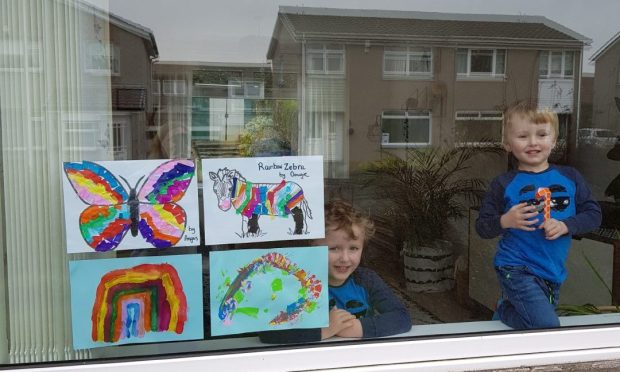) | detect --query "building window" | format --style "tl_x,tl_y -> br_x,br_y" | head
85,42 -> 120,75
539,51 -> 575,78
456,48 -> 506,78
383,46 -> 432,78
455,111 -> 503,145
228,80 -> 265,99
163,79 -> 186,95
381,110 -> 431,146
305,43 -> 345,75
